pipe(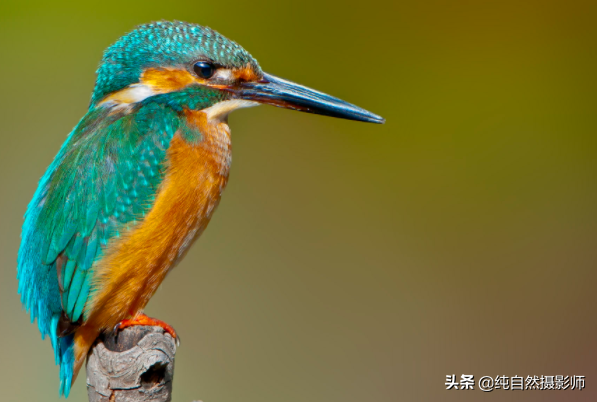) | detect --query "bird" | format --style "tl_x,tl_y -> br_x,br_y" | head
17,20 -> 384,397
